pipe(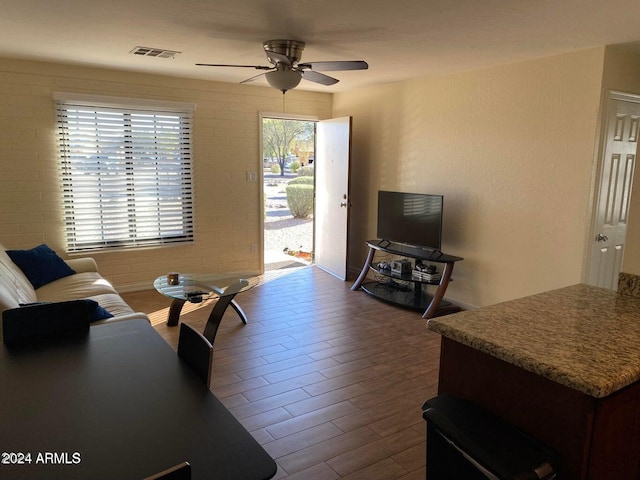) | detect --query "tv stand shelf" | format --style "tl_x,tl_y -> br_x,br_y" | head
351,239 -> 463,318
